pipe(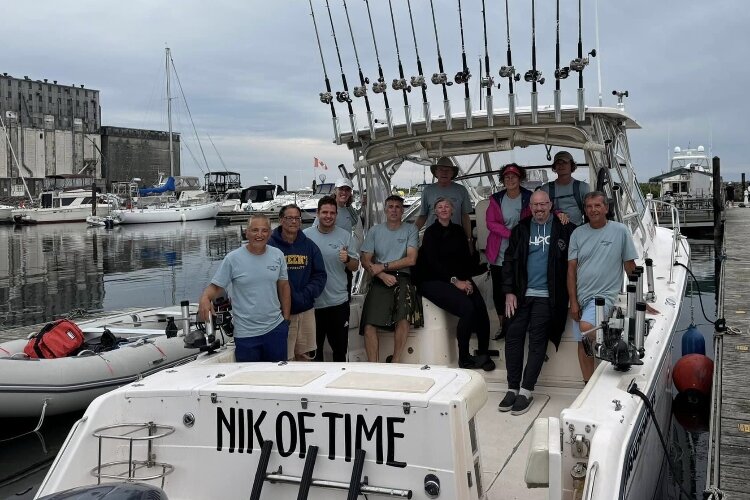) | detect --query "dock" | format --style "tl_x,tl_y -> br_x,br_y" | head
709,207 -> 750,499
